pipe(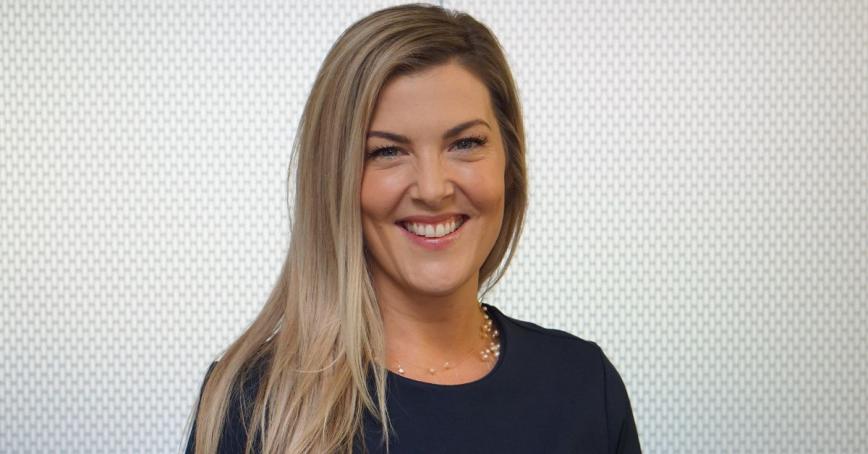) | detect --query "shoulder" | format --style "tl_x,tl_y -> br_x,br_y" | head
493,306 -> 642,452
493,305 -> 605,367
193,356 -> 269,453
495,305 -> 633,395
